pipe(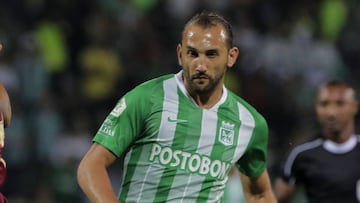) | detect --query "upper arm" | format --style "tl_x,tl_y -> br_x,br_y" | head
77,143 -> 120,203
78,143 -> 117,171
